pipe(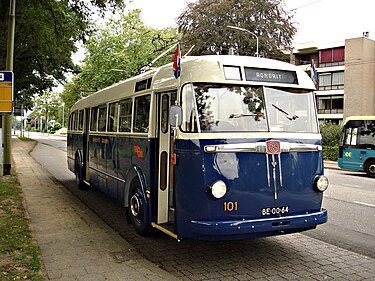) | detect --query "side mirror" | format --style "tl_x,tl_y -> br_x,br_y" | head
170,105 -> 182,127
